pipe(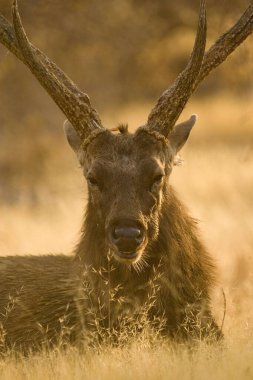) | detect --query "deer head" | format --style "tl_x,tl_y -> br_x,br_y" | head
0,0 -> 252,264
64,112 -> 199,264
